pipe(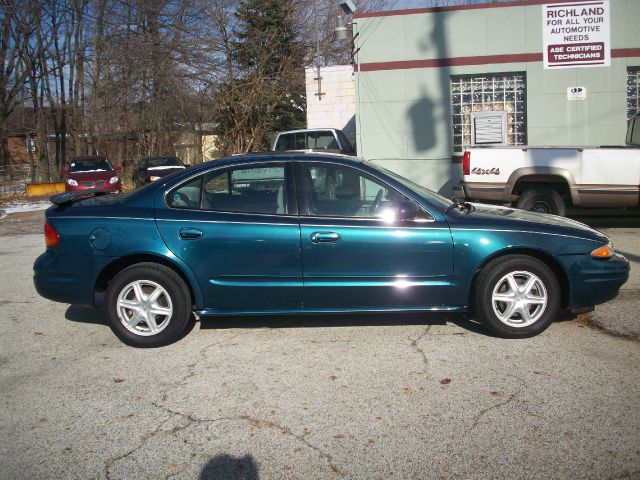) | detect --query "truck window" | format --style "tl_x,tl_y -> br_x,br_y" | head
295,133 -> 307,149
627,116 -> 640,146
274,134 -> 295,151
336,130 -> 355,154
314,131 -> 339,150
